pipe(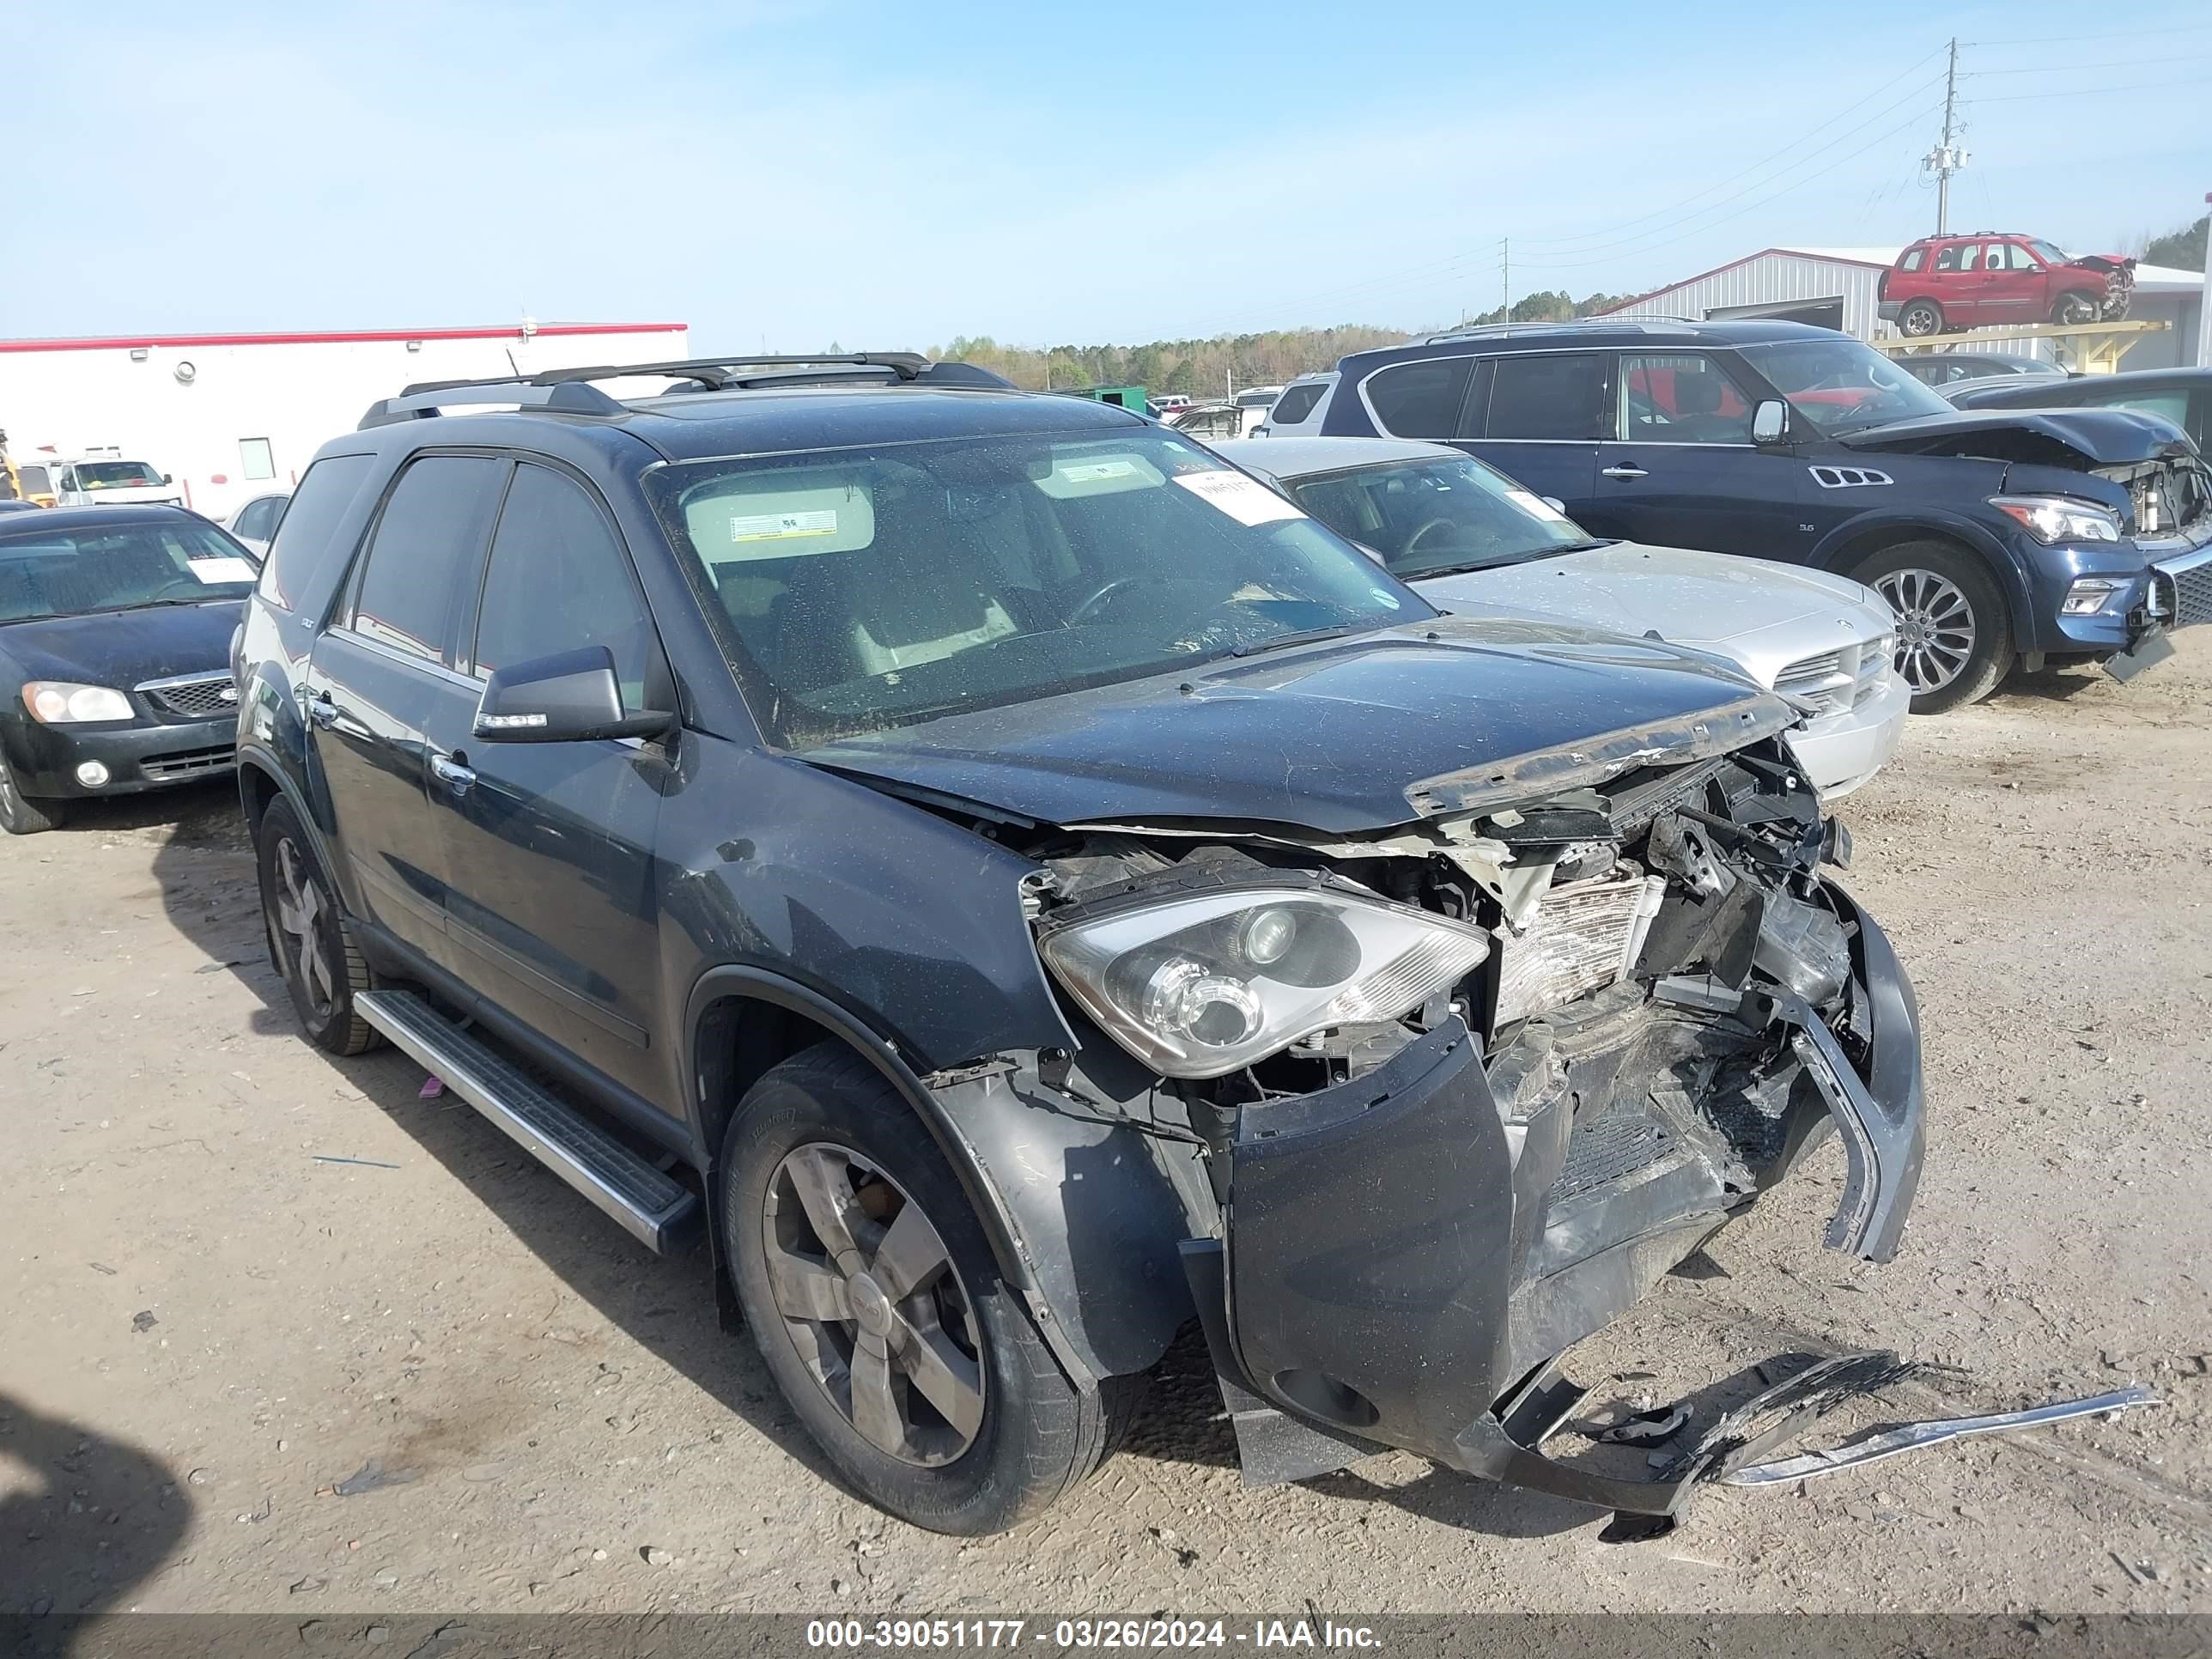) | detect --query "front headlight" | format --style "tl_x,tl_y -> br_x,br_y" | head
22,682 -> 135,724
1990,494 -> 2122,544
1036,884 -> 1491,1079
